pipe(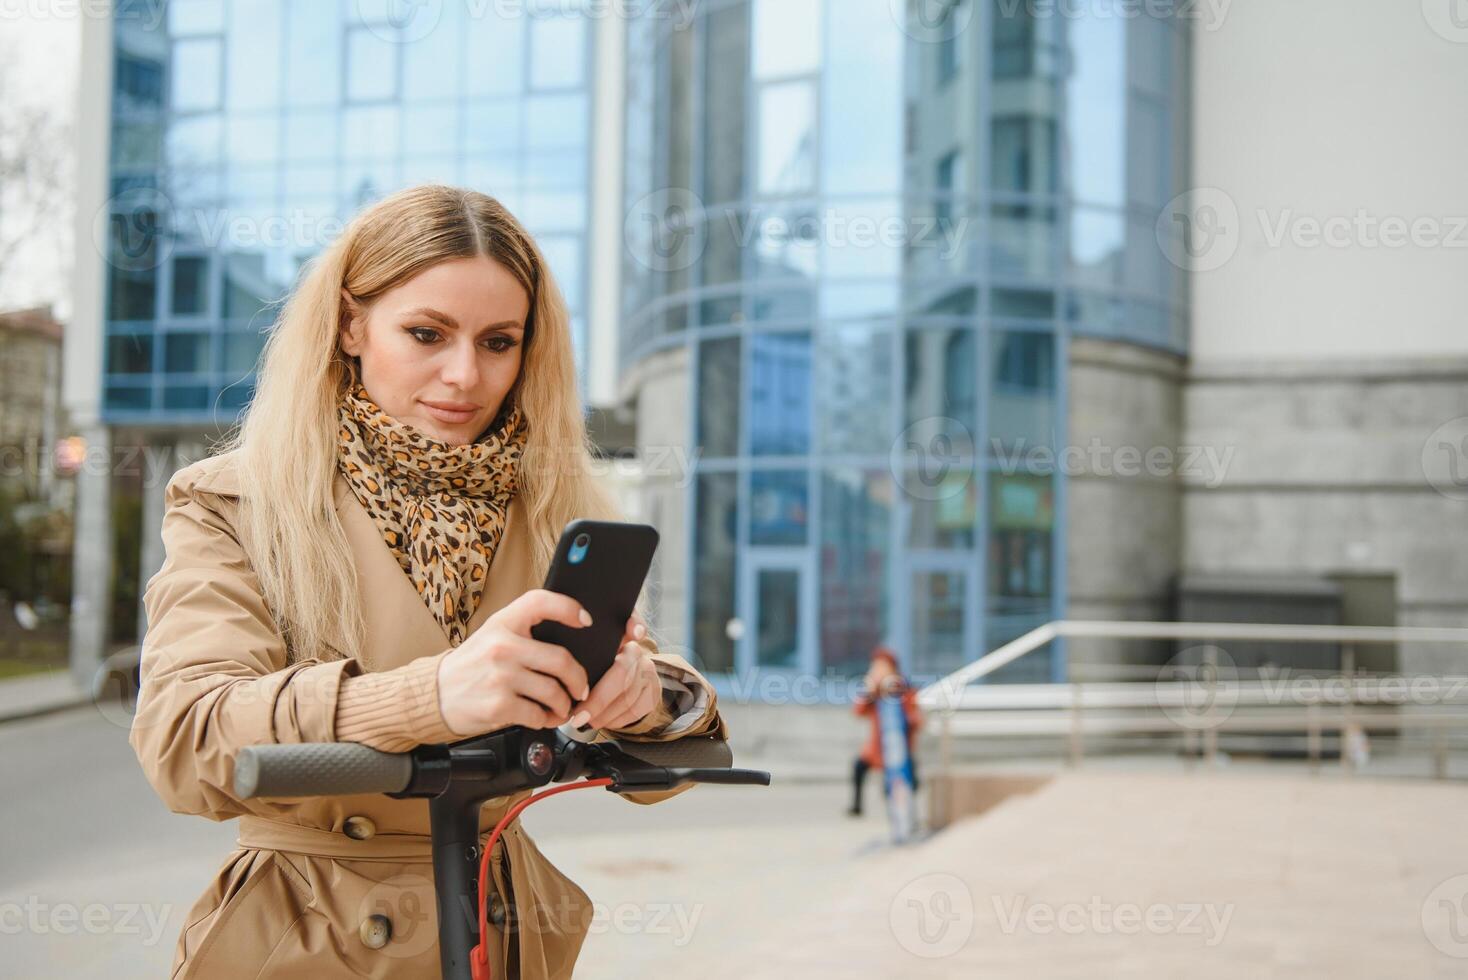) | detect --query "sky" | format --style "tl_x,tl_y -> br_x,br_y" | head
0,12 -> 81,316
